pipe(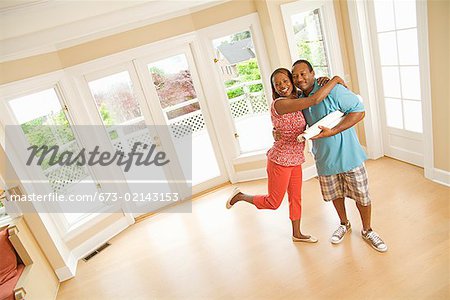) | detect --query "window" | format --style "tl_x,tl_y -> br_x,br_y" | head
7,87 -> 102,227
373,0 -> 423,133
281,0 -> 344,77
